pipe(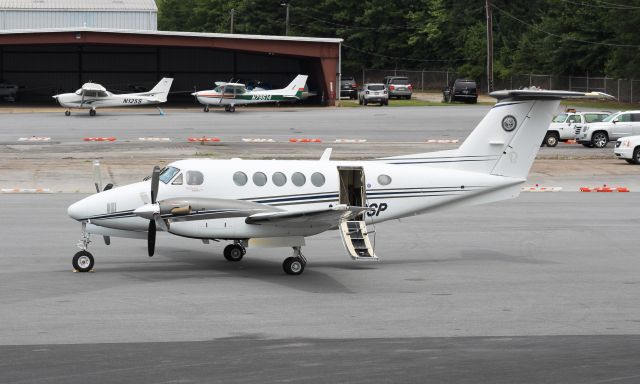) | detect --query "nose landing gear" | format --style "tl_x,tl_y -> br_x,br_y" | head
89,108 -> 96,116
65,110 -> 71,116
73,223 -> 94,272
